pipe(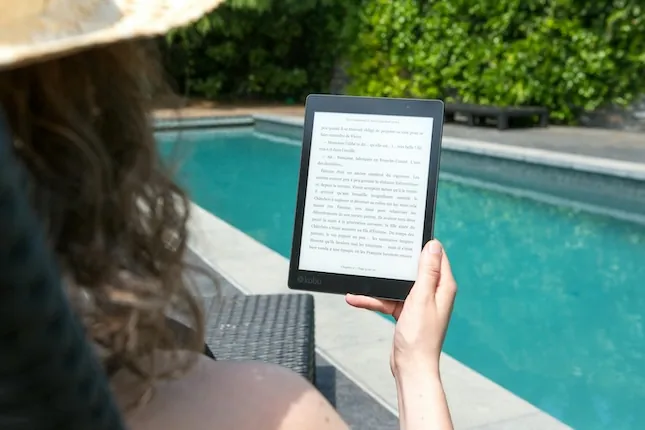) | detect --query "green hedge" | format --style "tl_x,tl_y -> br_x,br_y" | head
164,0 -> 645,123
345,0 -> 645,122
162,0 -> 348,101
